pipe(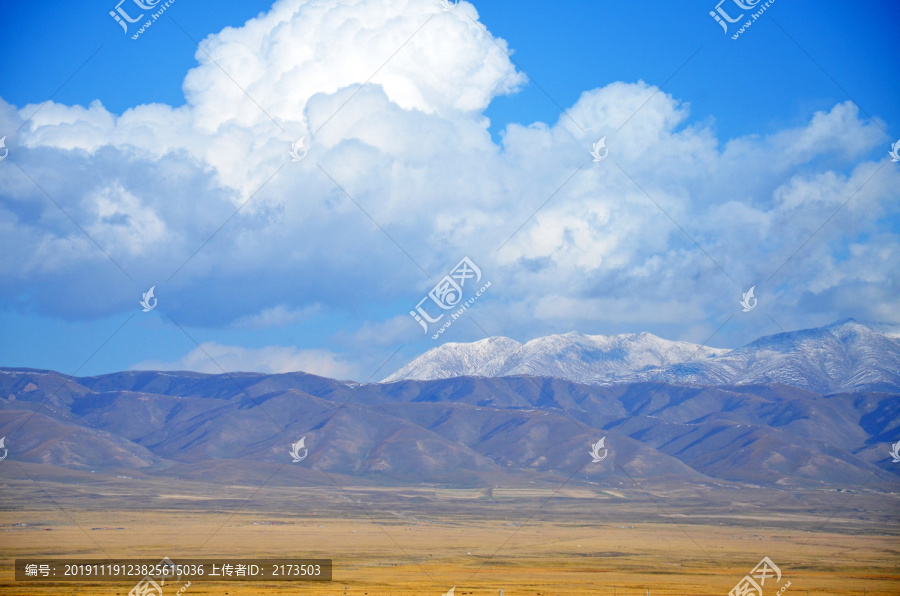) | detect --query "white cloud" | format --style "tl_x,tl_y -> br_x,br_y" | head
132,342 -> 357,379
337,314 -> 420,348
88,183 -> 169,255
0,0 -> 897,365
233,304 -> 321,328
